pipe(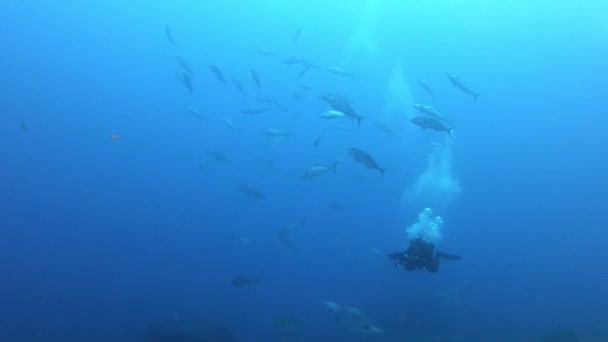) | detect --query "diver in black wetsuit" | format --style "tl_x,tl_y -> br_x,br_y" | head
388,238 -> 461,273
